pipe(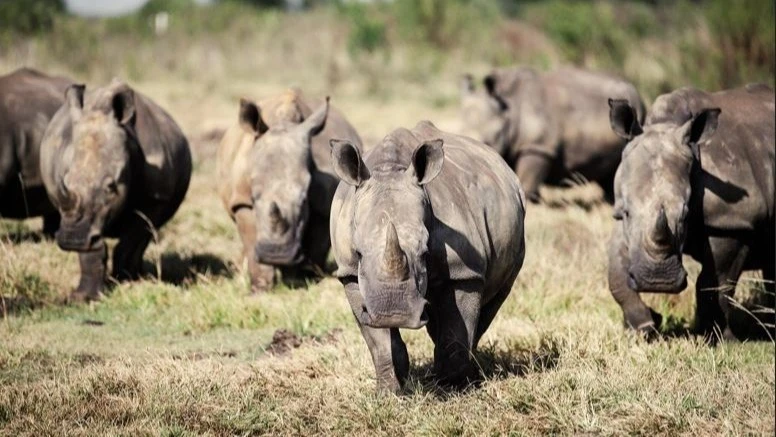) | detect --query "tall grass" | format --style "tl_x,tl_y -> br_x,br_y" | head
1,0 -> 771,100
